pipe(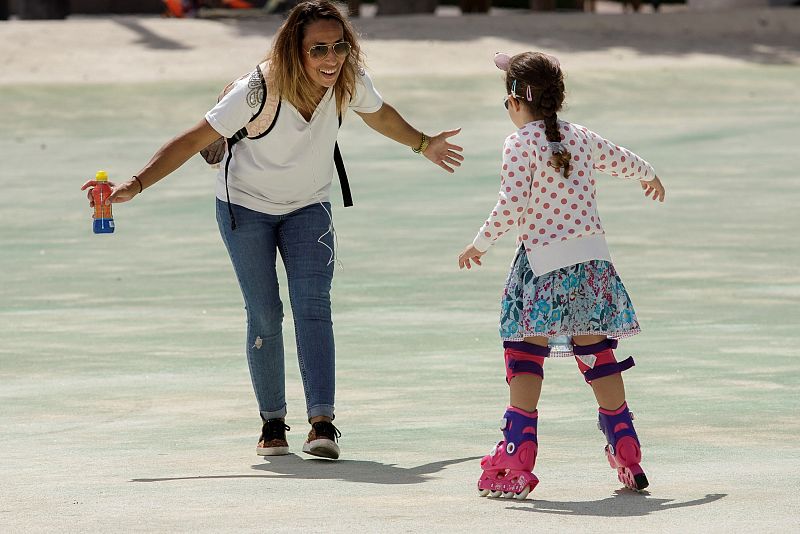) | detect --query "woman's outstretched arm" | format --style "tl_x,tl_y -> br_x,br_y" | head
81,119 -> 221,205
356,103 -> 464,173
